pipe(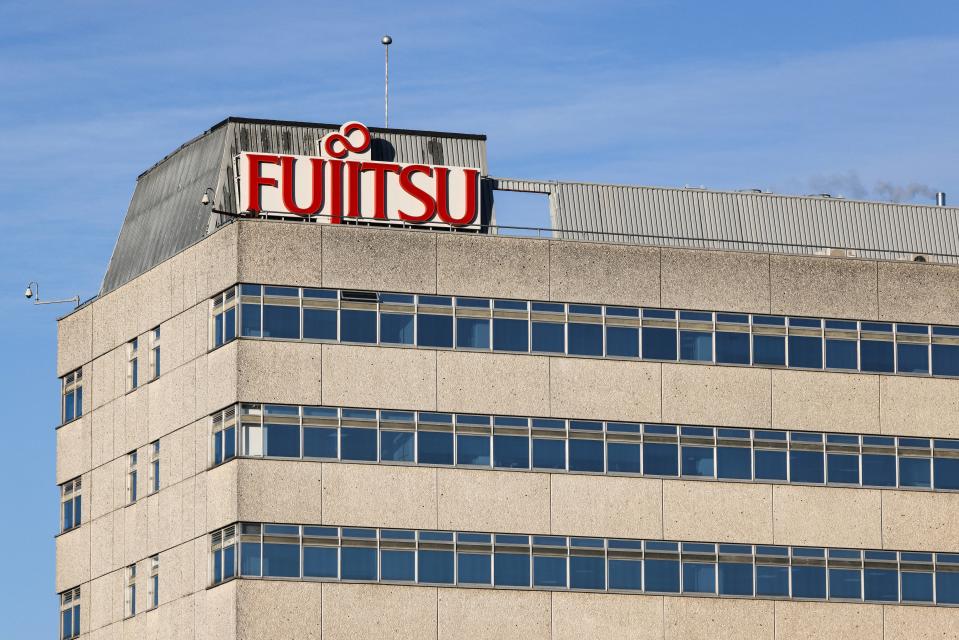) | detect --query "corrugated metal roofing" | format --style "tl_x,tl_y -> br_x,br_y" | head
492,179 -> 959,263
